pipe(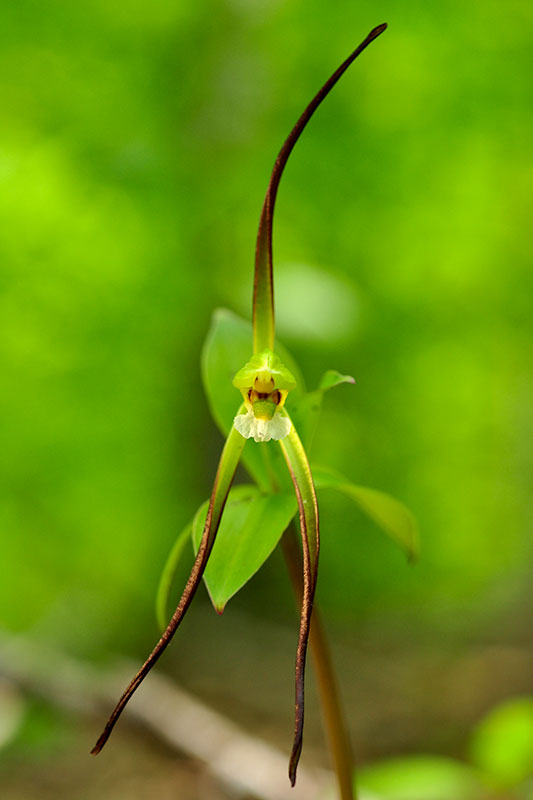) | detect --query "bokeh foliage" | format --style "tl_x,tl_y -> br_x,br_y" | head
1,0 -> 531,678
